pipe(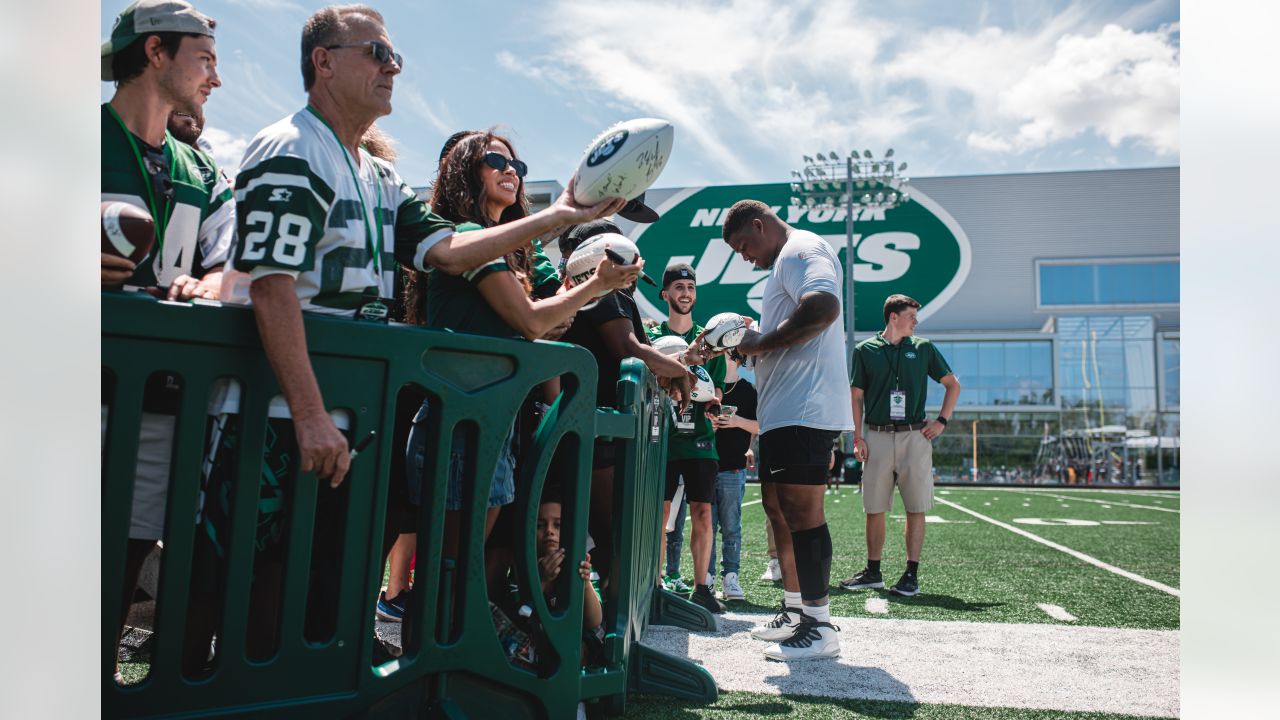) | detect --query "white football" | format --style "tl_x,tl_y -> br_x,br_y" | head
703,312 -> 748,350
652,335 -> 689,357
572,118 -> 674,206
690,364 -> 716,403
564,233 -> 640,297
